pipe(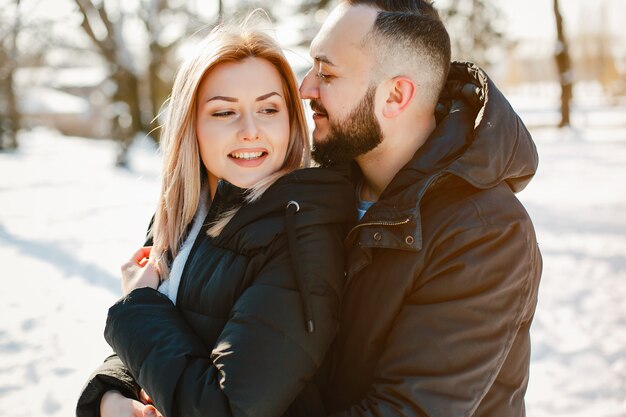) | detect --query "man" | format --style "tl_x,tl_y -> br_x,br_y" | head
299,1 -> 542,416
